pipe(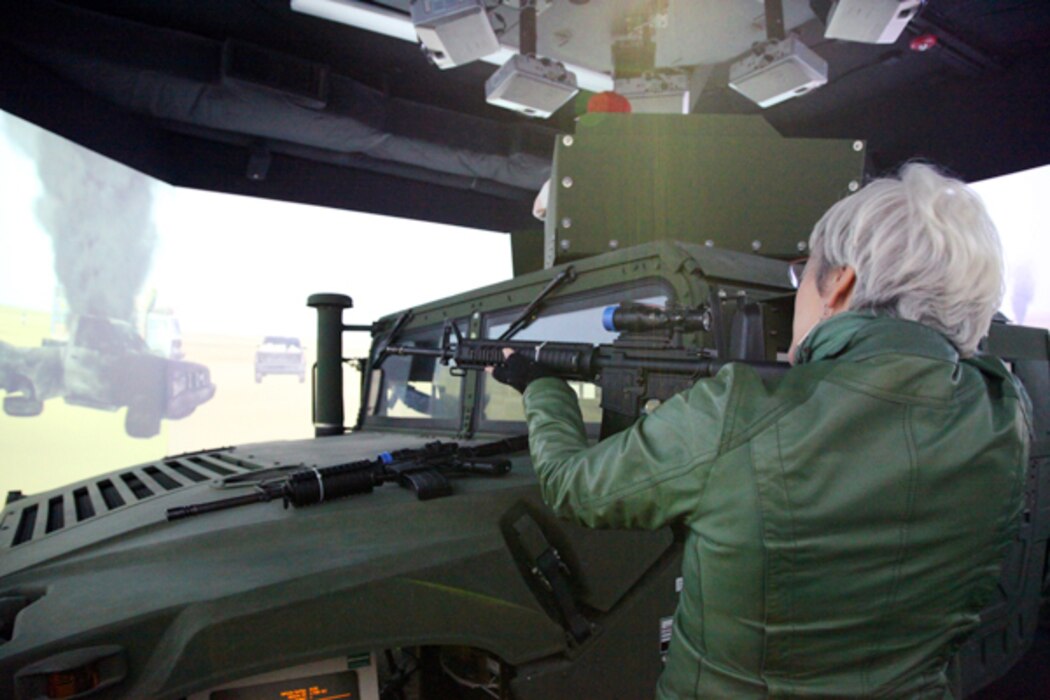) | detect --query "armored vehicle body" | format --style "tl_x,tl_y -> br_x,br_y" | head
0,235 -> 1047,699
